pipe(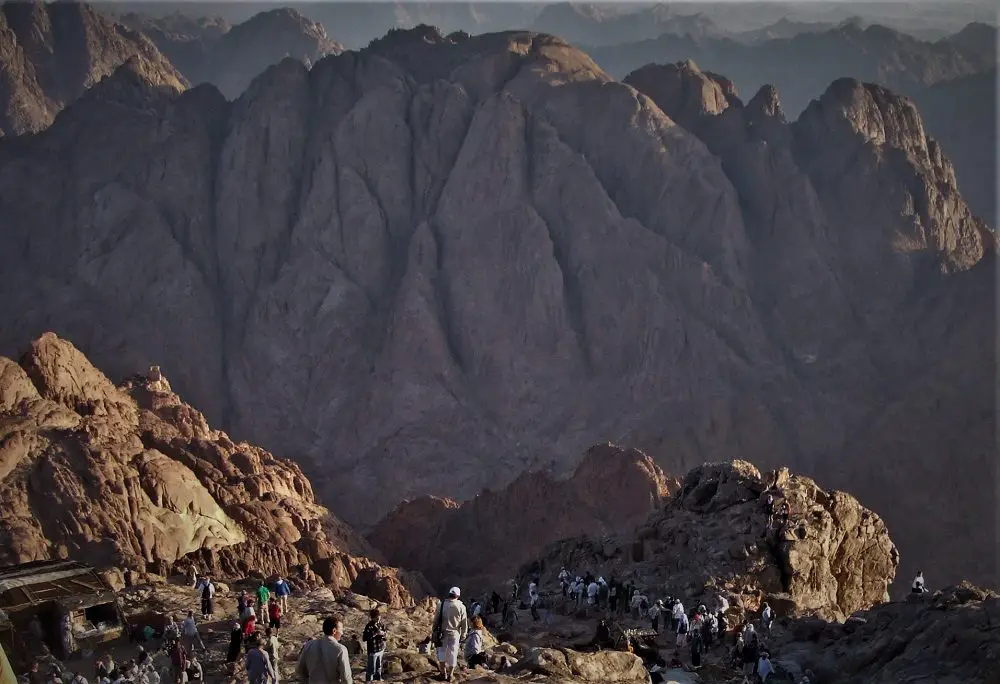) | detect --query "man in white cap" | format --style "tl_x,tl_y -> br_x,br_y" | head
436,587 -> 468,682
